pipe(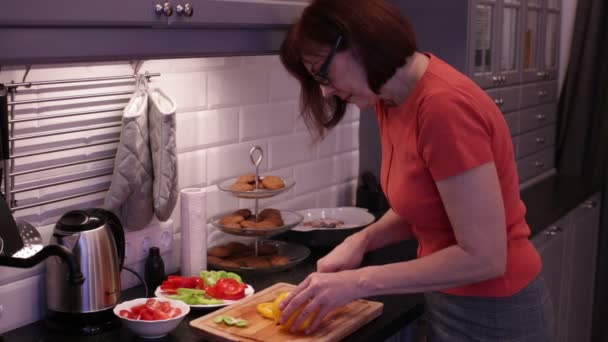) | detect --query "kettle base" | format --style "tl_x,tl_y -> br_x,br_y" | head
46,308 -> 120,335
